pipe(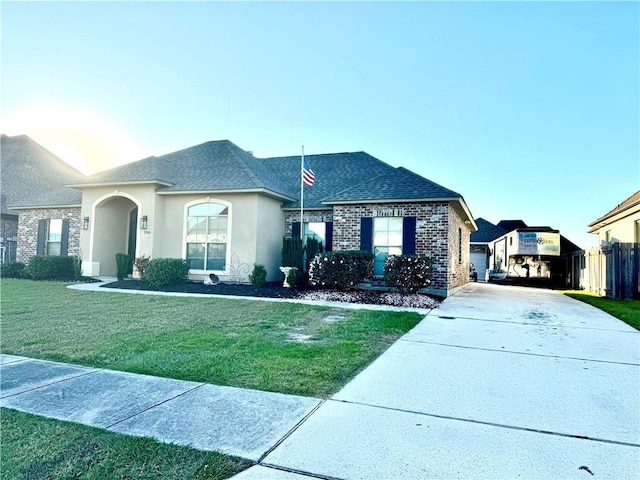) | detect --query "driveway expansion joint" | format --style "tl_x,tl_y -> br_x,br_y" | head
259,462 -> 347,480
398,338 -> 640,366
329,399 -> 640,448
